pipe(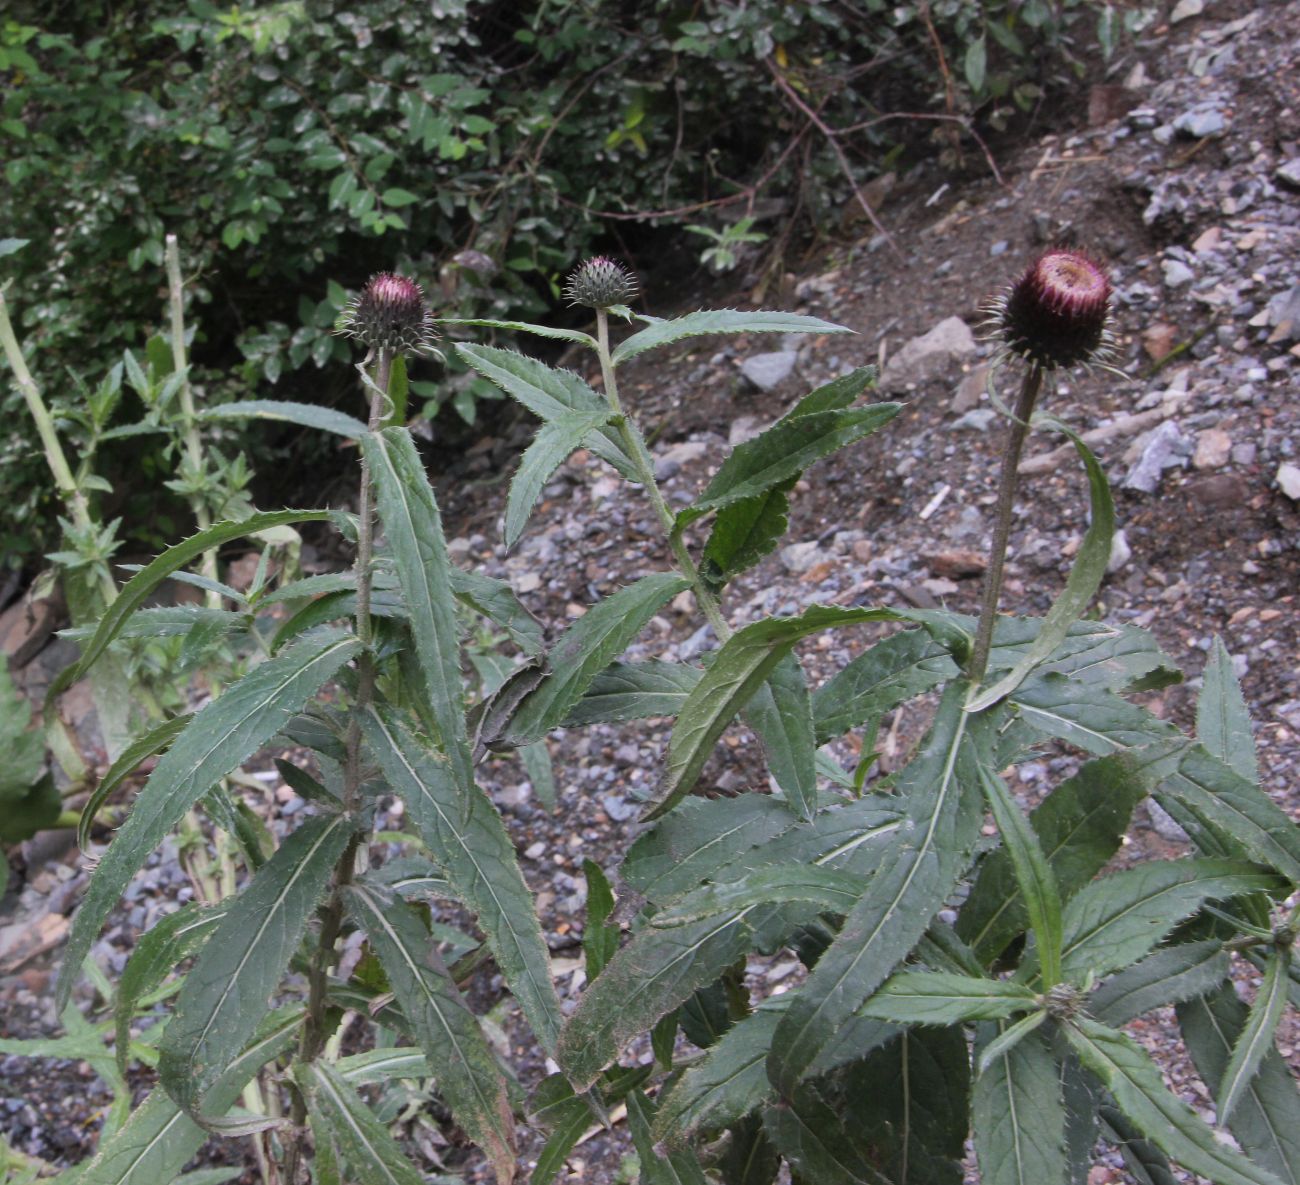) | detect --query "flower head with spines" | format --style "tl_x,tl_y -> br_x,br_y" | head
335,272 -> 437,356
563,257 -> 638,311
